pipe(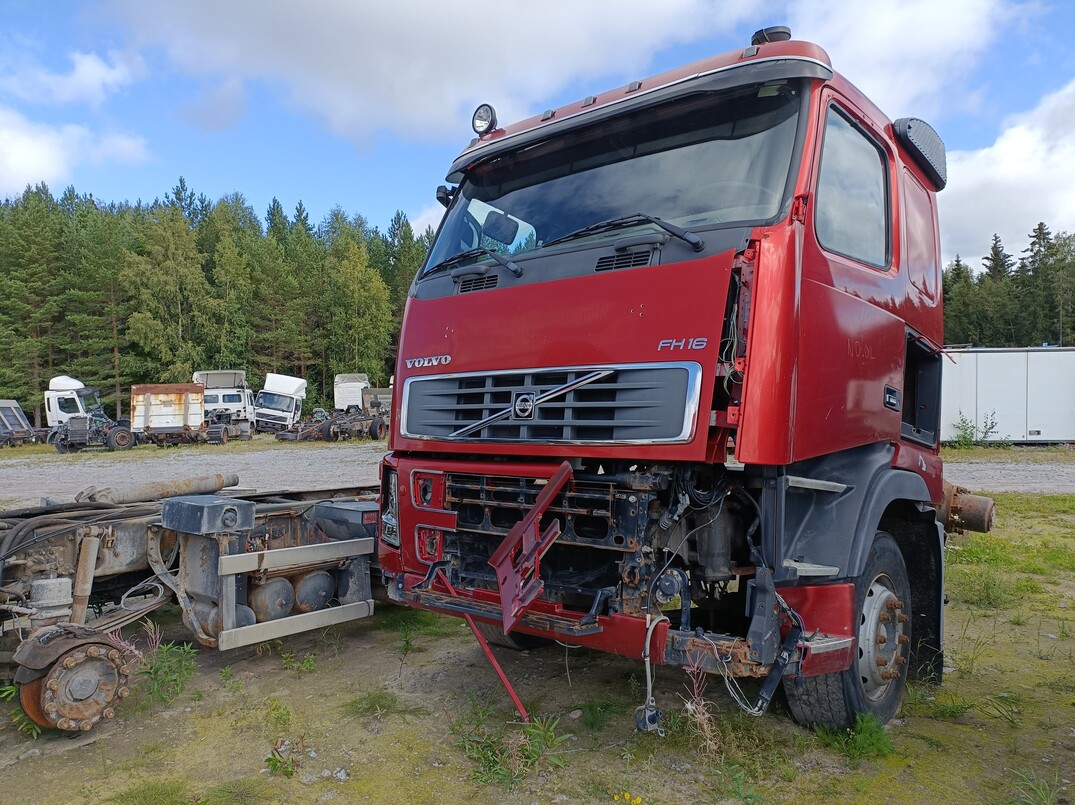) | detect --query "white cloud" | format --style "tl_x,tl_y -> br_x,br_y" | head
108,0 -> 761,144
409,202 -> 445,238
0,105 -> 149,197
788,0 -> 1019,121
0,50 -> 142,107
940,78 -> 1075,266
177,78 -> 248,132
